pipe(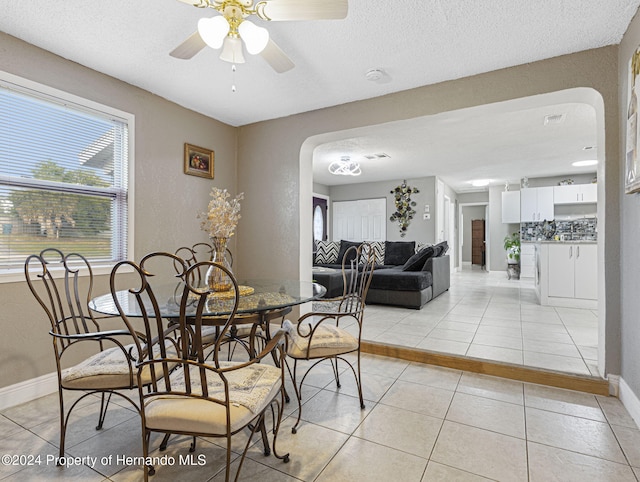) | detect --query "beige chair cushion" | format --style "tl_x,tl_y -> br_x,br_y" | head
283,320 -> 359,359
62,341 -> 178,390
143,362 -> 282,435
